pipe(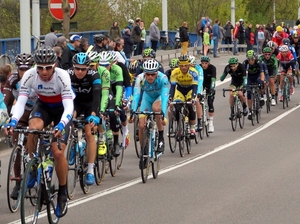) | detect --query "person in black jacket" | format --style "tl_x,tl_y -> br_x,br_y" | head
238,19 -> 245,52
122,28 -> 134,59
245,23 -> 253,51
180,21 -> 189,55
61,34 -> 81,70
